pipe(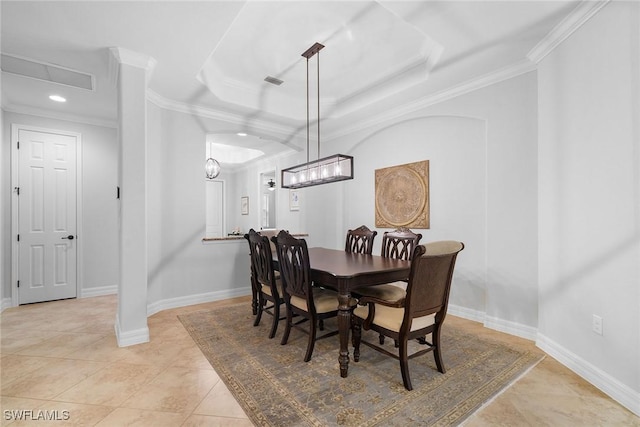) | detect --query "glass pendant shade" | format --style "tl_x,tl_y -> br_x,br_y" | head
205,158 -> 221,179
